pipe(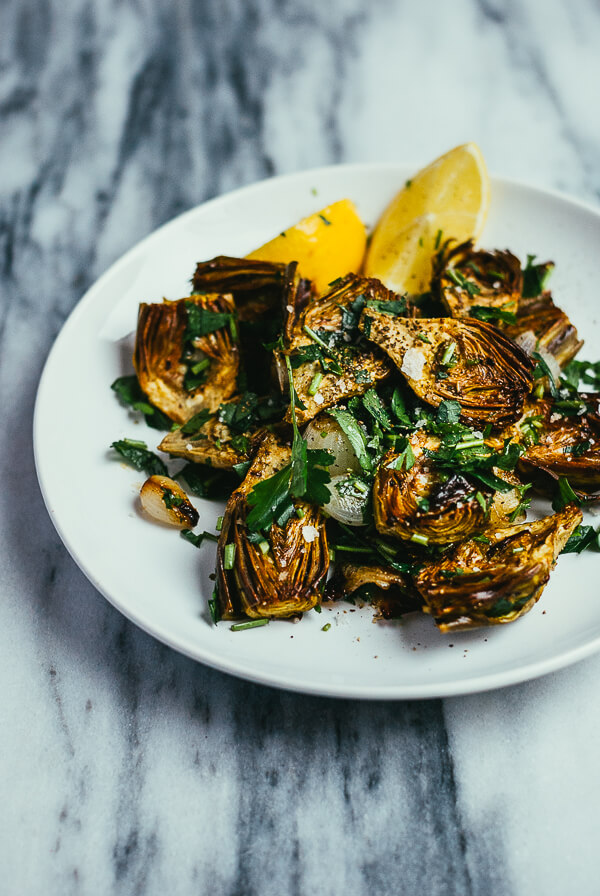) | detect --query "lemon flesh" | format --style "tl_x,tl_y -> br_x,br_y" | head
246,198 -> 366,295
365,143 -> 490,295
